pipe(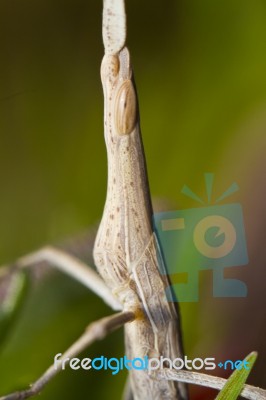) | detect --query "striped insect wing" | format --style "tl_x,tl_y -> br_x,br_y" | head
115,80 -> 137,135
